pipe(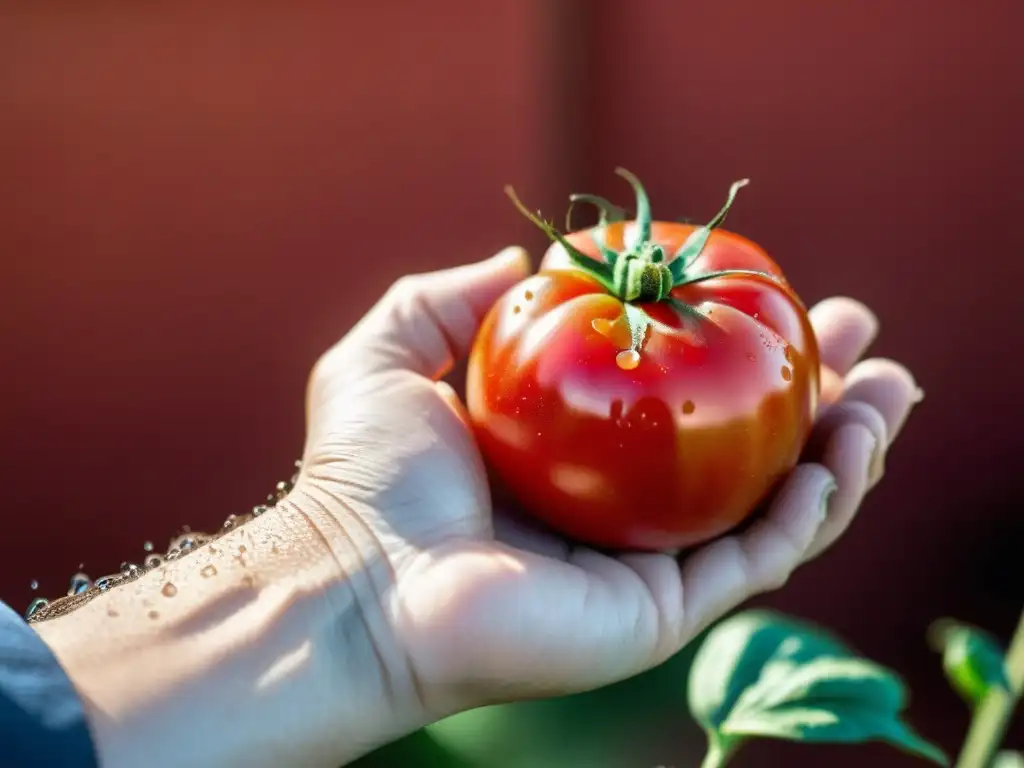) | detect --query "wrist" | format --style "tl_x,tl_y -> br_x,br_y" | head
32,503 -> 424,767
